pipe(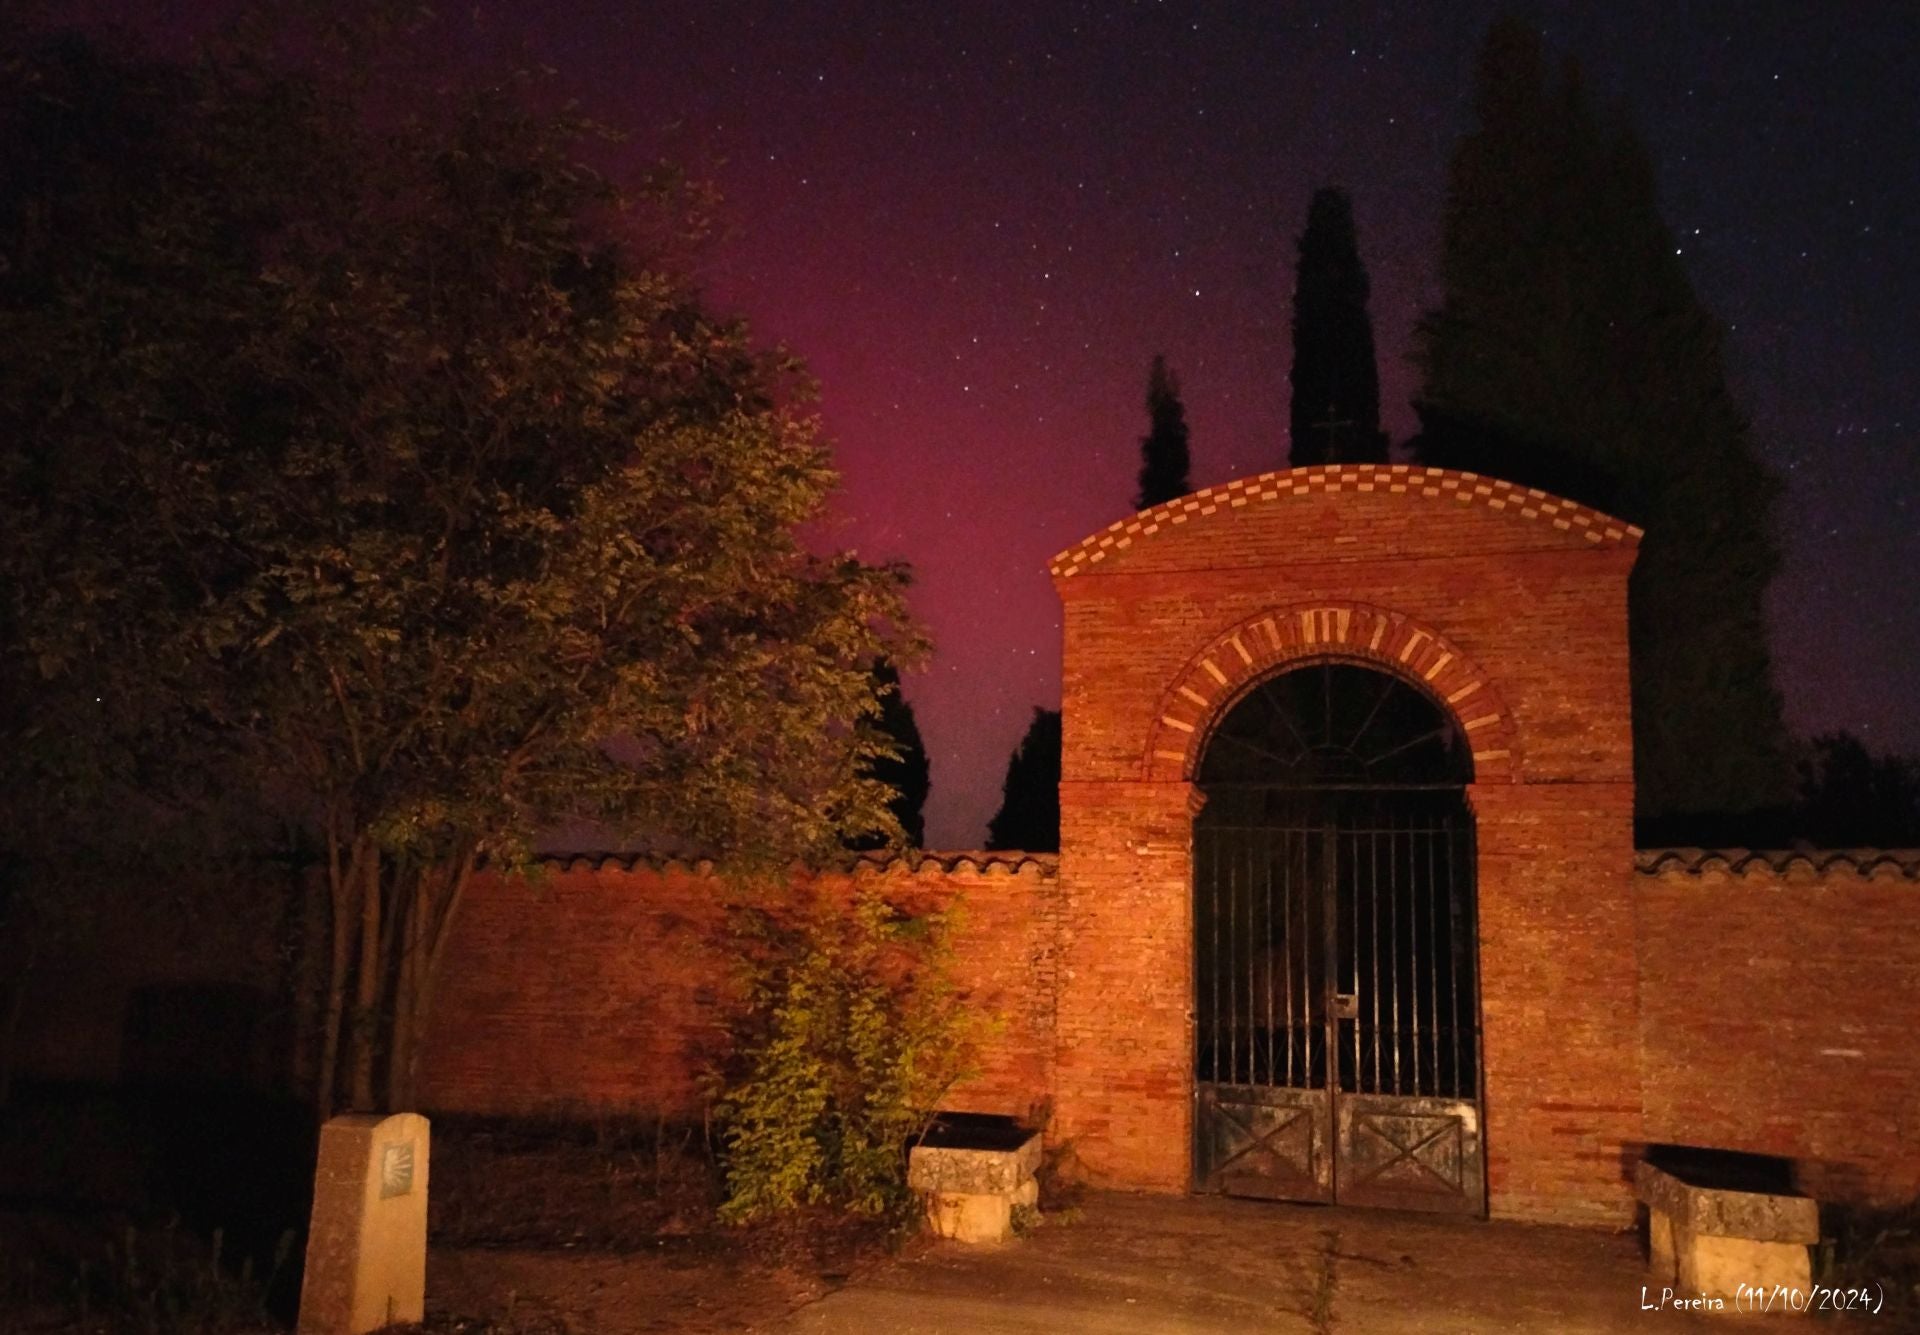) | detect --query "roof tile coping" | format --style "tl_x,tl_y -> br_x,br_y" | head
532,849 -> 1059,877
532,847 -> 1916,879
1636,847 -> 1920,880
1049,464 -> 1643,577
